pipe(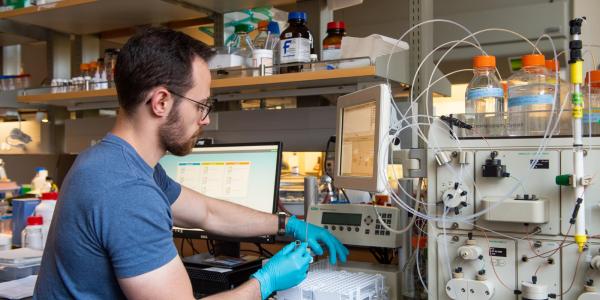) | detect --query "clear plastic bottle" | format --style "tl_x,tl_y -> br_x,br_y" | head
465,55 -> 504,136
21,215 -> 43,250
253,20 -> 269,49
279,11 -> 312,73
584,70 -> 600,135
546,59 -> 571,134
266,21 -> 281,71
507,54 -> 556,136
229,24 -> 254,68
